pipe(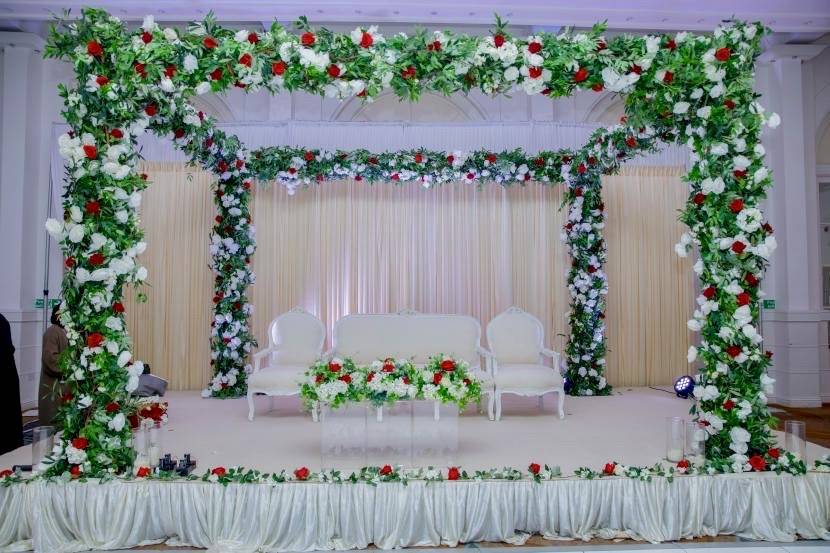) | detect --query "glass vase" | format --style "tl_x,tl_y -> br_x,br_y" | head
31,426 -> 55,474
685,420 -> 705,465
147,421 -> 163,468
665,417 -> 685,463
784,420 -> 806,461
